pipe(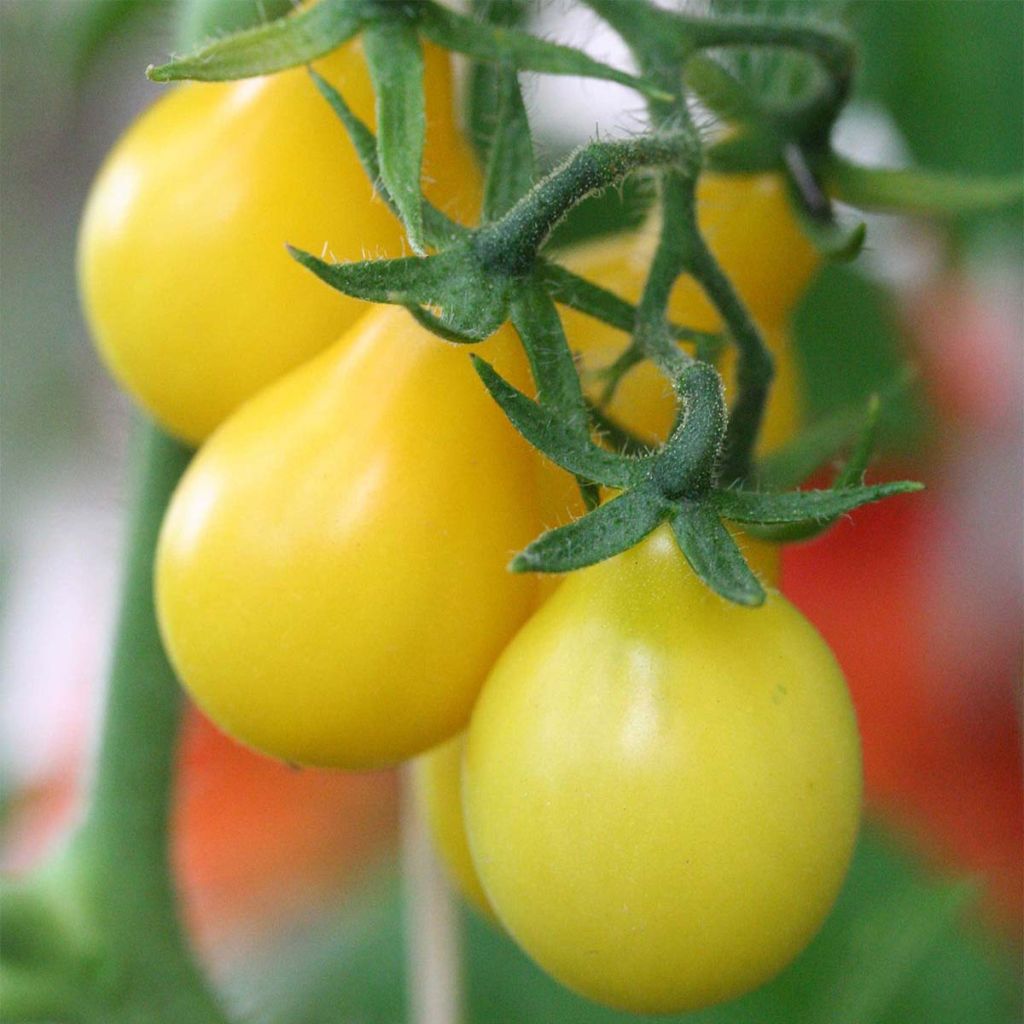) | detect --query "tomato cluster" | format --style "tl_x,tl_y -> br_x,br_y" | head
79,36 -> 861,1015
